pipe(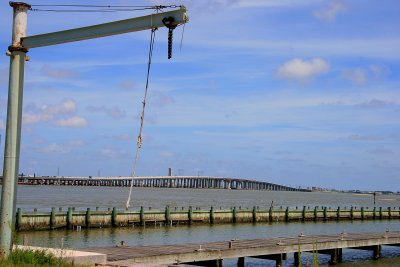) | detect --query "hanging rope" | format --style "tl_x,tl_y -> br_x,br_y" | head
126,28 -> 157,209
